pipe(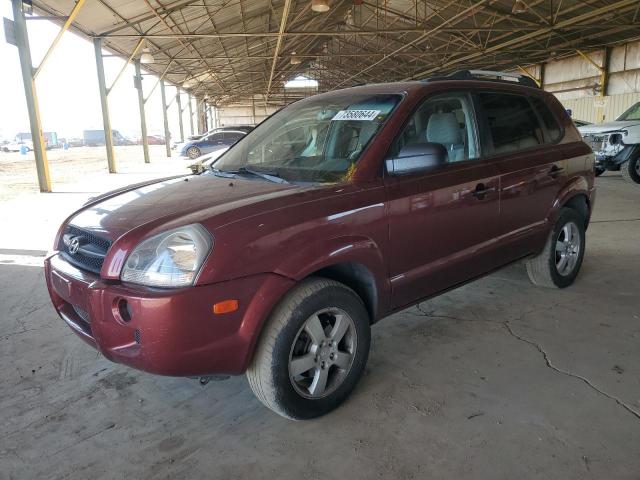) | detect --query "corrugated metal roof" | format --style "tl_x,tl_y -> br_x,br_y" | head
29,0 -> 640,105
